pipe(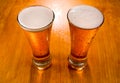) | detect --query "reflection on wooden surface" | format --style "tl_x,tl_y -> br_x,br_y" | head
0,0 -> 120,83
